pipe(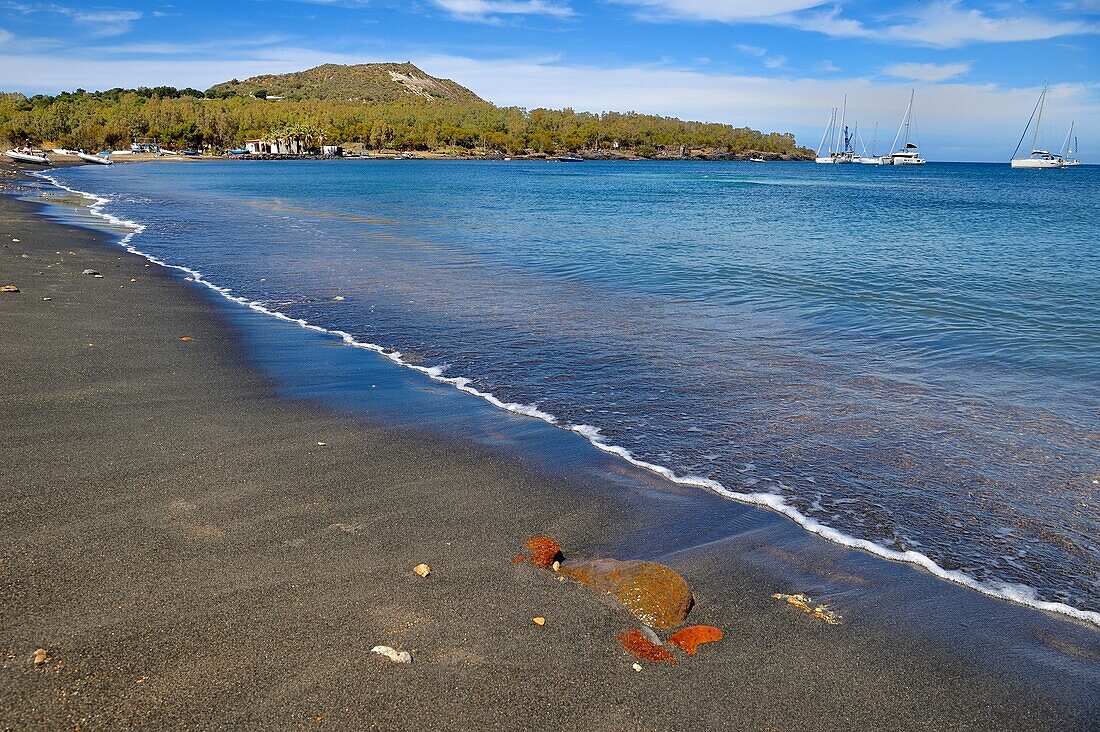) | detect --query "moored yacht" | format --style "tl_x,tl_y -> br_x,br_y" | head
1059,122 -> 1081,167
1011,84 -> 1063,169
885,90 -> 926,165
815,96 -> 857,163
